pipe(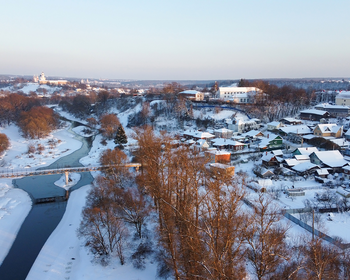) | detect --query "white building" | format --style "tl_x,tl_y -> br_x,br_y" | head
217,87 -> 262,103
38,72 -> 68,85
179,90 -> 204,101
336,91 -> 350,106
